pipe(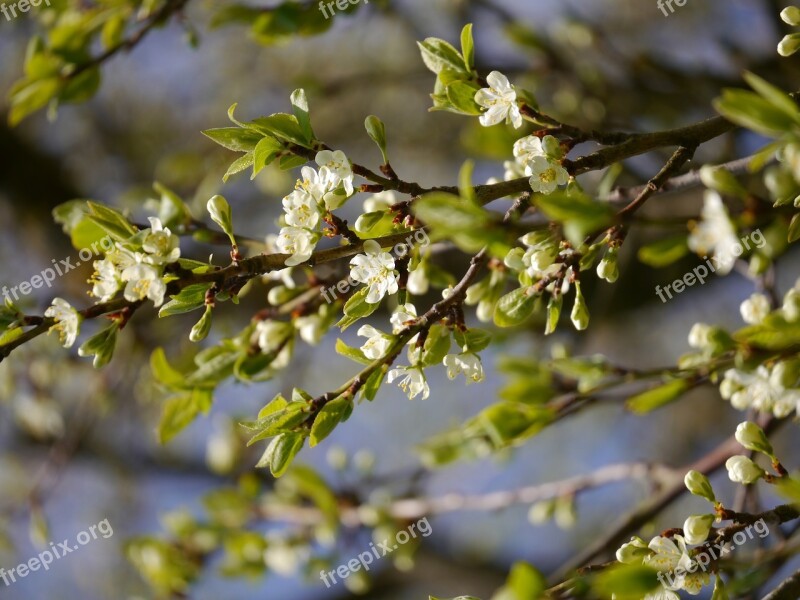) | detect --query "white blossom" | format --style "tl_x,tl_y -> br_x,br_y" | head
90,258 -> 121,303
688,191 -> 740,275
44,298 -> 81,348
740,293 -> 771,325
315,150 -> 355,196
443,352 -> 485,383
349,240 -> 399,304
388,365 -> 430,400
474,71 -> 522,129
357,324 -> 392,359
142,217 -> 181,265
363,190 -> 396,213
407,265 -> 429,295
295,315 -> 324,345
255,320 -> 292,354
720,365 -> 800,417
528,155 -> 569,194
282,188 -> 323,230
277,226 -> 318,267
121,263 -> 167,307
390,303 -> 418,334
